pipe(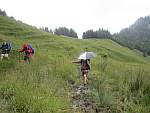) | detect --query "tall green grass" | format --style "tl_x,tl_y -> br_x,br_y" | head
0,56 -> 74,113
89,57 -> 150,113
